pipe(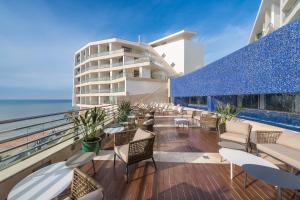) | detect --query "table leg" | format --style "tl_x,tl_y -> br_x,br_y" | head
244,172 -> 247,189
277,187 -> 282,200
230,162 -> 233,179
92,160 -> 96,175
